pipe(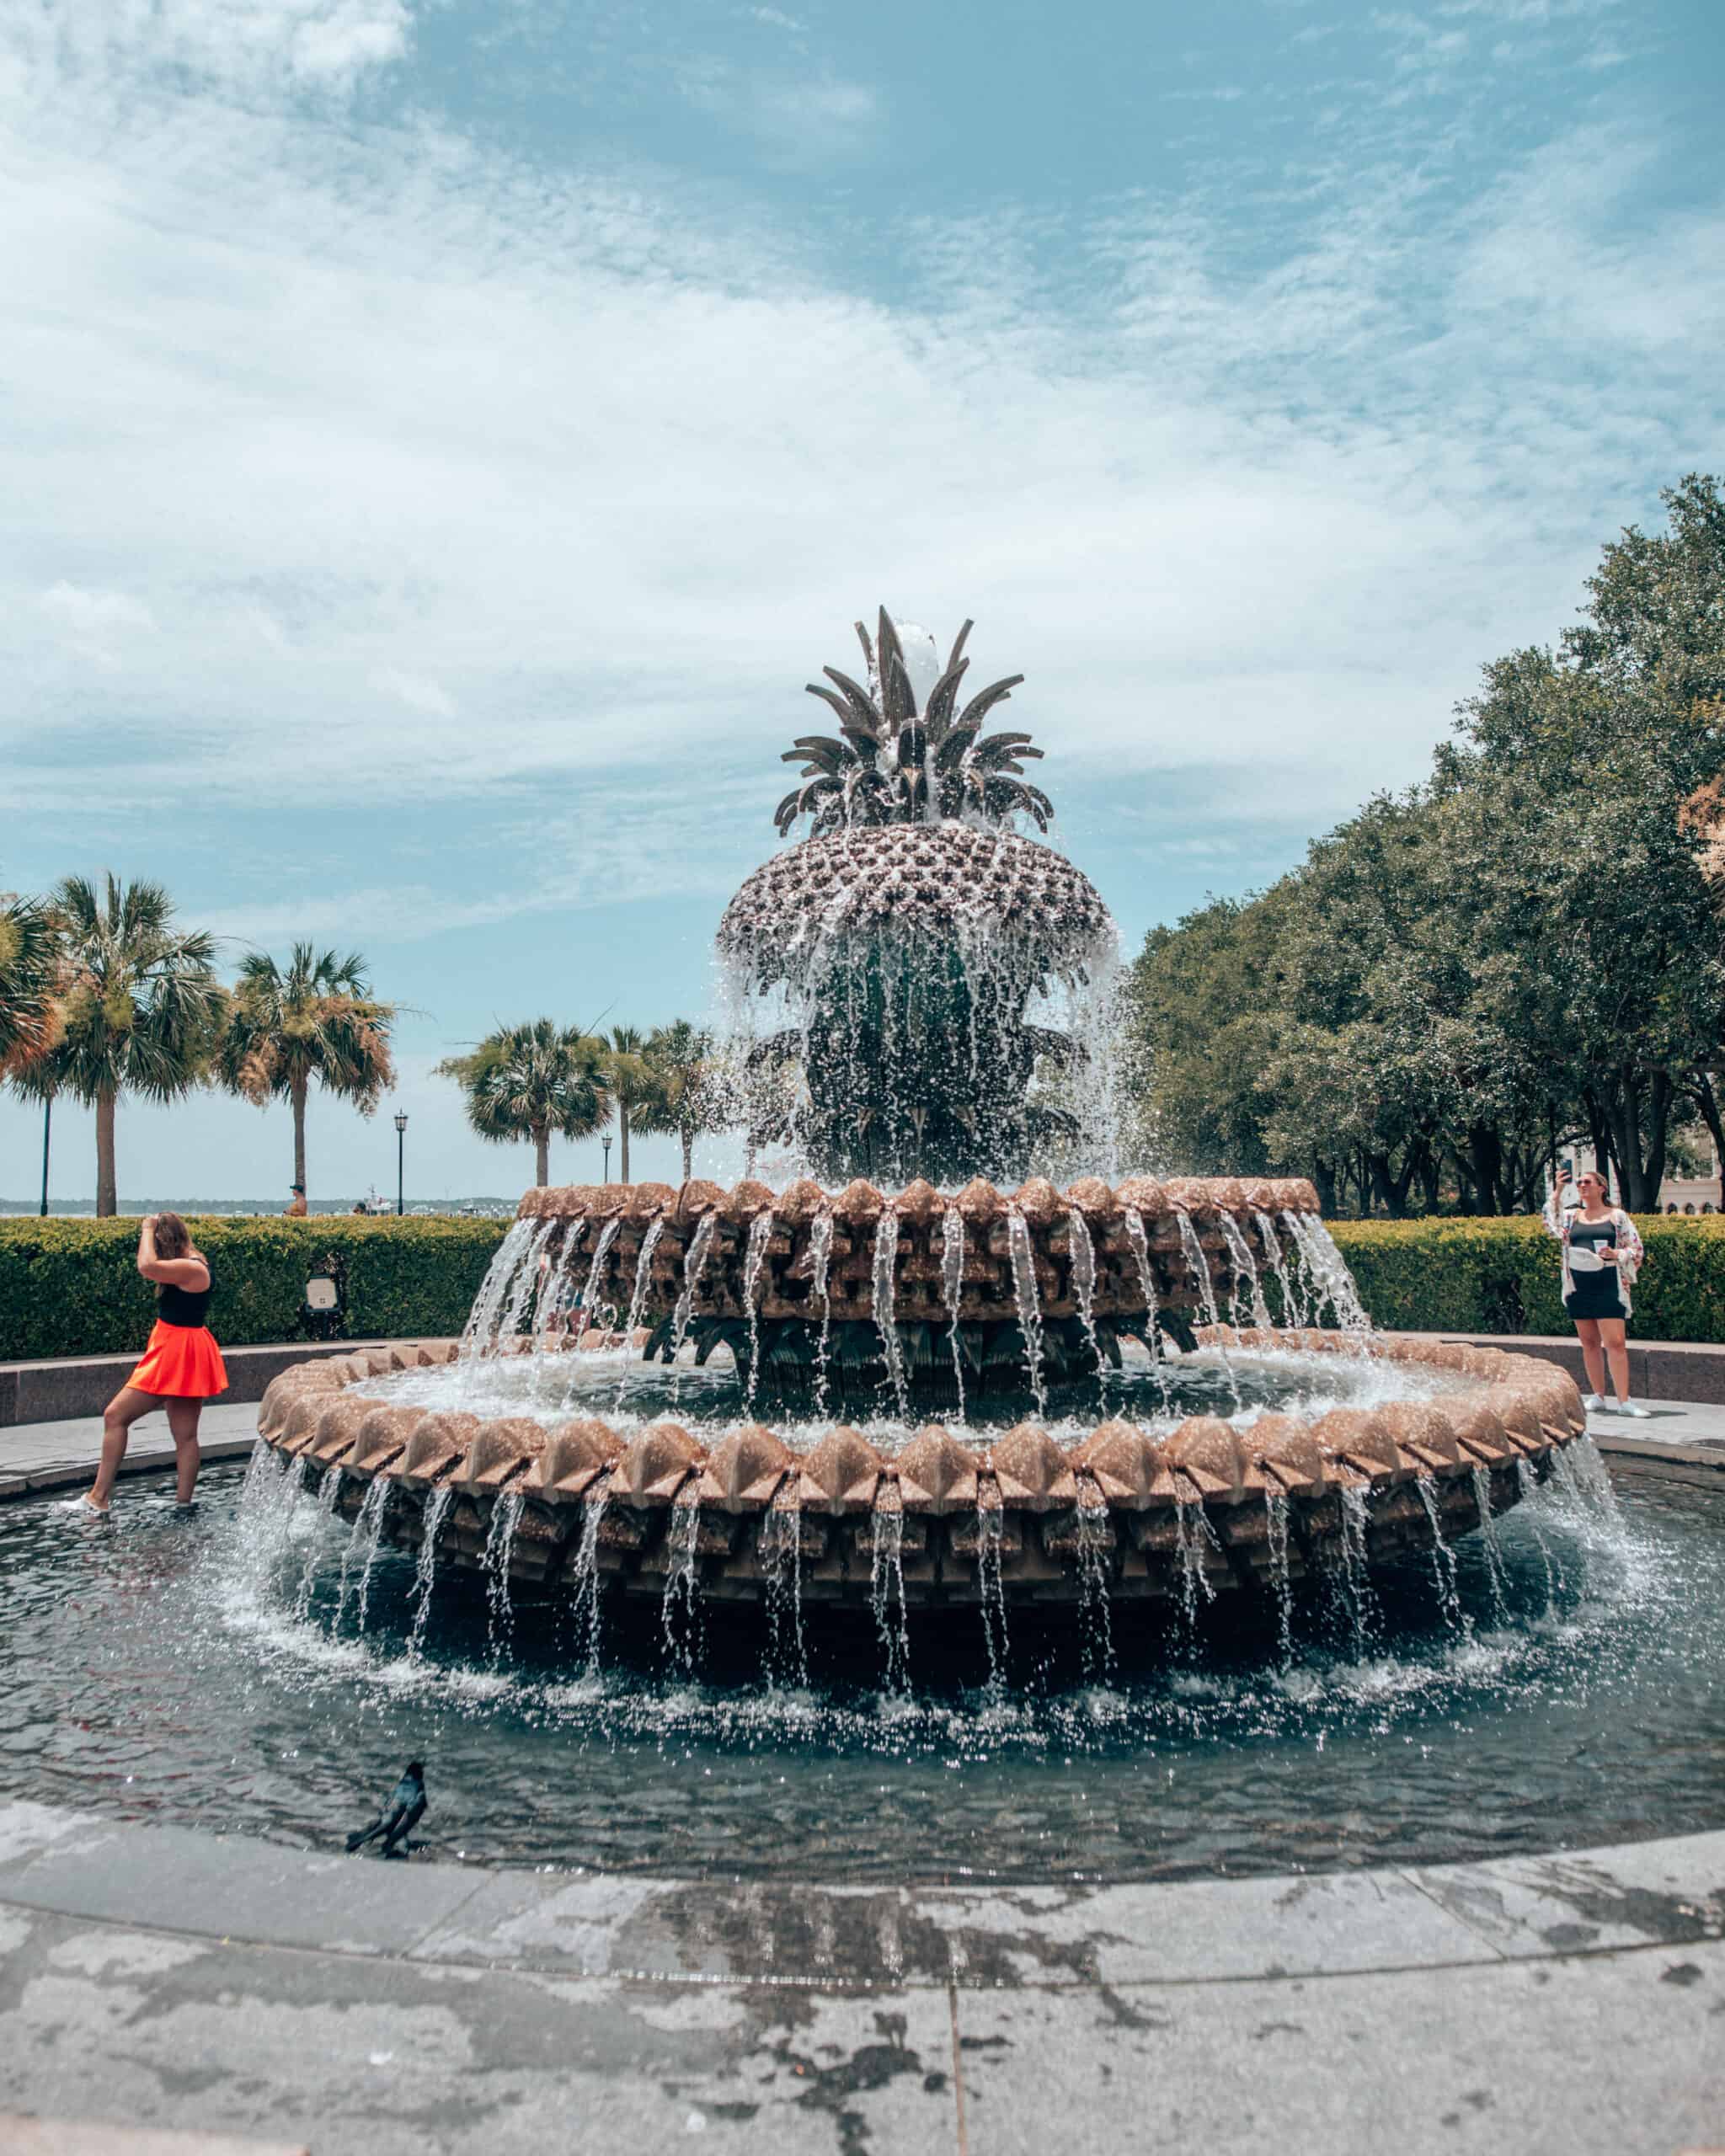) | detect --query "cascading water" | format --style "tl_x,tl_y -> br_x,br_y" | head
1006,1210 -> 1048,1418
483,1489 -> 525,1655
940,1206 -> 967,1419
975,1498 -> 1009,1692
741,1209 -> 775,1414
667,1212 -> 719,1403
809,1209 -> 835,1416
1066,1208 -> 1103,1379
408,1484 -> 453,1659
1413,1479 -> 1467,1636
458,1218 -> 535,1358
869,1502 -> 911,1693
491,1221 -> 554,1360
661,1497 -> 703,1672
339,1478 -> 389,1630
872,1208 -> 910,1420
1218,1212 -> 1274,1332
613,1217 -> 667,1407
1263,1484 -> 1294,1663
1284,1212 -> 1372,1337
292,1469 -> 344,1622
1176,1208 -> 1239,1409
1255,1209 -> 1307,1328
